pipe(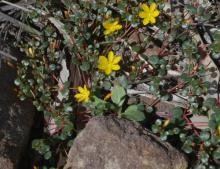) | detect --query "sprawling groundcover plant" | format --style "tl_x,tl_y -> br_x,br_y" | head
15,0 -> 220,168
